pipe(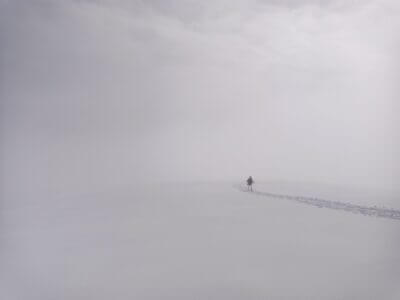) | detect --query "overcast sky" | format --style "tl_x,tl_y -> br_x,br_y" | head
1,0 -> 400,198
